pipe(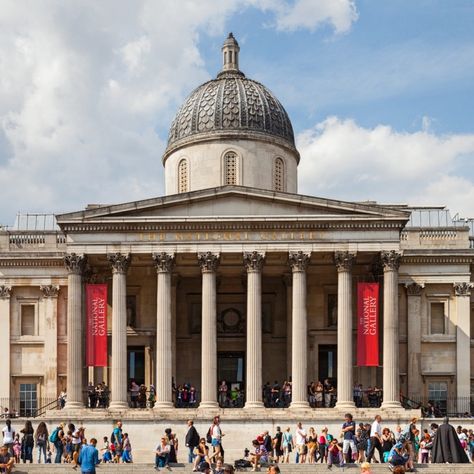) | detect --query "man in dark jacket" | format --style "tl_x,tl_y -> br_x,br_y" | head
185,420 -> 200,464
432,417 -> 469,463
